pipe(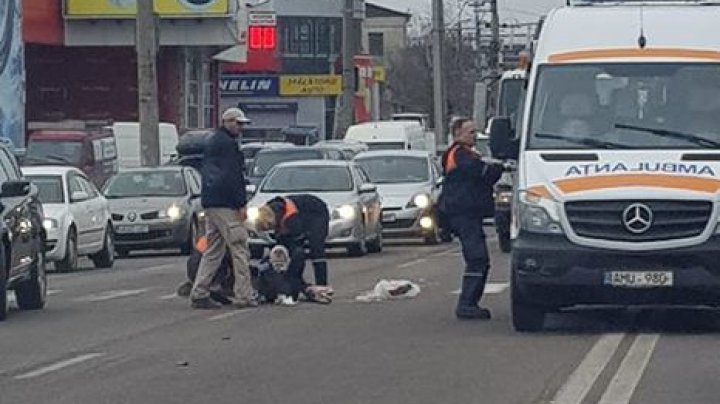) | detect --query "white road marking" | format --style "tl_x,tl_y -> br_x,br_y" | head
208,310 -> 250,321
398,258 -> 427,269
47,289 -> 62,296
14,353 -> 106,380
74,288 -> 149,302
450,282 -> 509,295
598,334 -> 660,404
159,293 -> 179,300
429,248 -> 461,258
139,264 -> 177,273
551,333 -> 625,404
